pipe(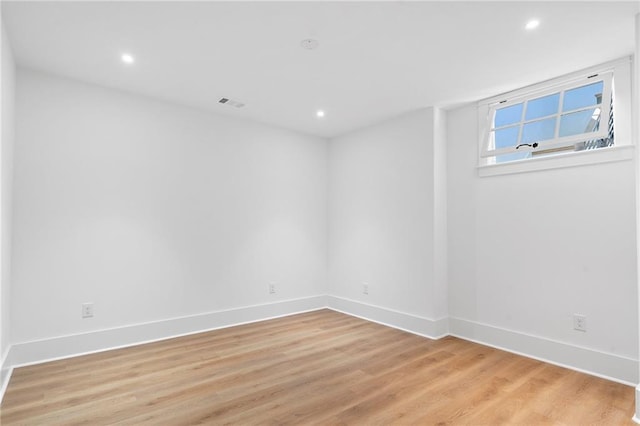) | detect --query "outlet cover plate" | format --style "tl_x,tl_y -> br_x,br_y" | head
573,314 -> 586,332
82,302 -> 94,318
